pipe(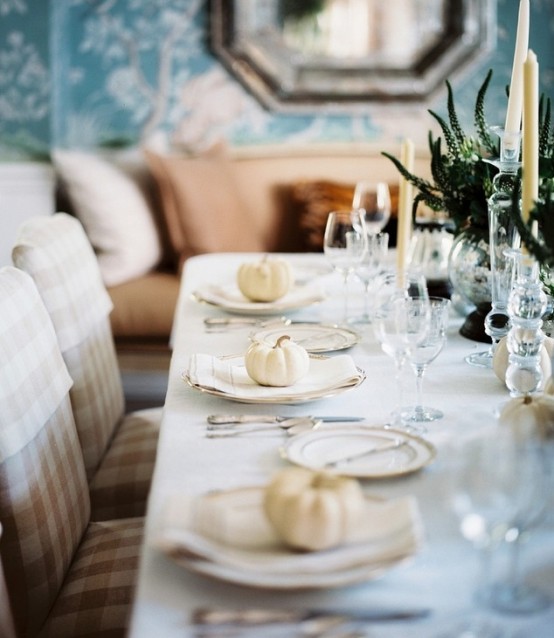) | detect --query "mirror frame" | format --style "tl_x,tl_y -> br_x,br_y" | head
210,0 -> 496,112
